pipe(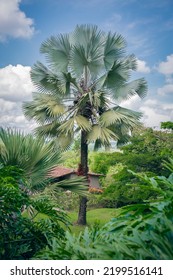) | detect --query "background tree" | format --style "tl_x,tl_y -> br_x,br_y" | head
89,126 -> 173,208
161,121 -> 173,131
23,24 -> 147,225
